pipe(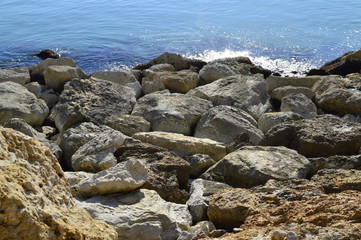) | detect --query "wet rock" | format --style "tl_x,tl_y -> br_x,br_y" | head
270,86 -> 315,101
132,92 -> 213,135
44,65 -> 87,91
261,115 -> 361,157
0,81 -> 49,126
0,67 -> 30,85
133,131 -> 227,161
0,127 -> 117,240
280,93 -> 317,119
33,49 -> 60,59
183,154 -> 216,178
117,141 -> 191,203
202,146 -> 310,188
133,52 -> 207,71
103,114 -> 151,136
194,105 -> 264,145
258,112 -> 303,133
187,74 -> 270,119
77,189 -> 192,240
266,75 -> 322,93
50,78 -> 136,132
